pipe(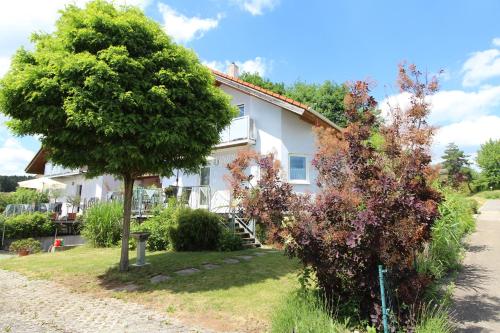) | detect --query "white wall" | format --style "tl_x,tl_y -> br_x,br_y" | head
162,83 -> 321,211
